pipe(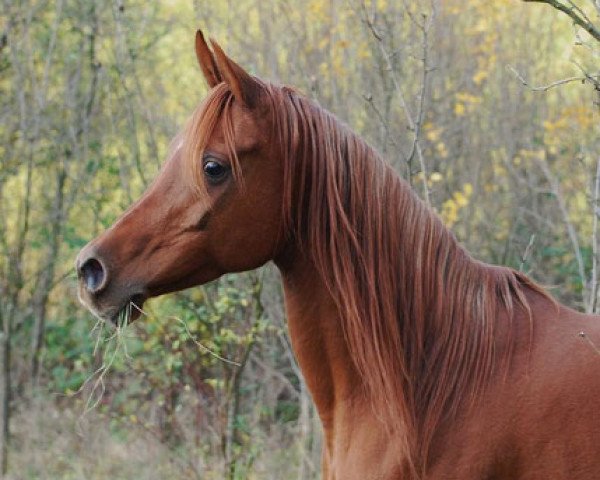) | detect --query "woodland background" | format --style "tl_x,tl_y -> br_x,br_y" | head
0,0 -> 599,479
